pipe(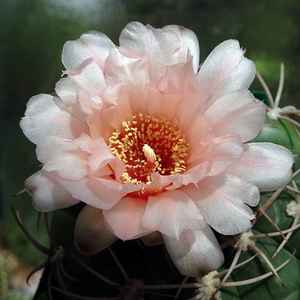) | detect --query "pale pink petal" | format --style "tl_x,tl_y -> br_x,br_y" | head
99,85 -> 133,134
93,177 -> 142,196
62,31 -> 116,70
55,59 -> 107,110
37,136 -> 89,180
80,100 -> 112,141
103,197 -> 152,240
163,24 -> 200,72
182,174 -> 259,235
163,226 -> 224,277
58,177 -> 127,210
142,190 -> 205,239
144,172 -> 193,193
145,81 -> 183,122
20,94 -> 88,144
179,162 -> 210,186
183,115 -> 213,164
147,60 -> 210,133
175,81 -> 210,134
156,59 -> 198,93
198,39 -> 256,97
145,173 -> 182,193
72,134 -> 123,178
75,205 -> 117,254
204,90 -> 266,142
76,84 -> 131,141
198,134 -> 244,177
72,133 -> 93,152
104,48 -> 149,115
227,143 -> 294,191
119,22 -> 199,76
88,138 -> 125,179
25,170 -> 79,212
153,173 -> 186,191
